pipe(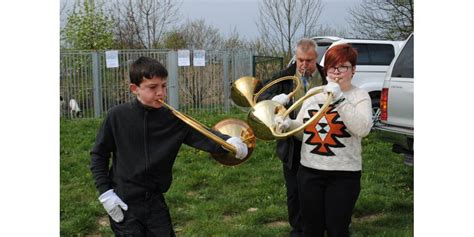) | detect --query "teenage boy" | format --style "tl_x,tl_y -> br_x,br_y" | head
90,56 -> 247,236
